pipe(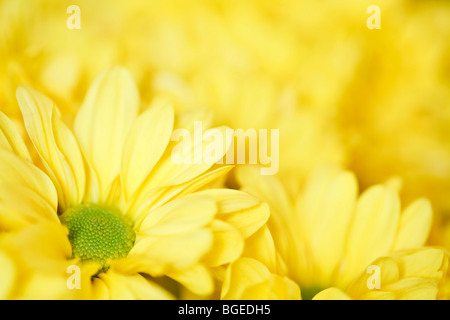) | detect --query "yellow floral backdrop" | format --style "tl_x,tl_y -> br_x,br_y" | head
0,0 -> 449,300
